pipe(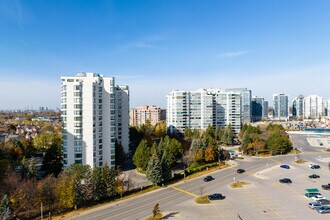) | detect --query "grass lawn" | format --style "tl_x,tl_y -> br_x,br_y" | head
230,181 -> 250,188
195,195 -> 211,204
